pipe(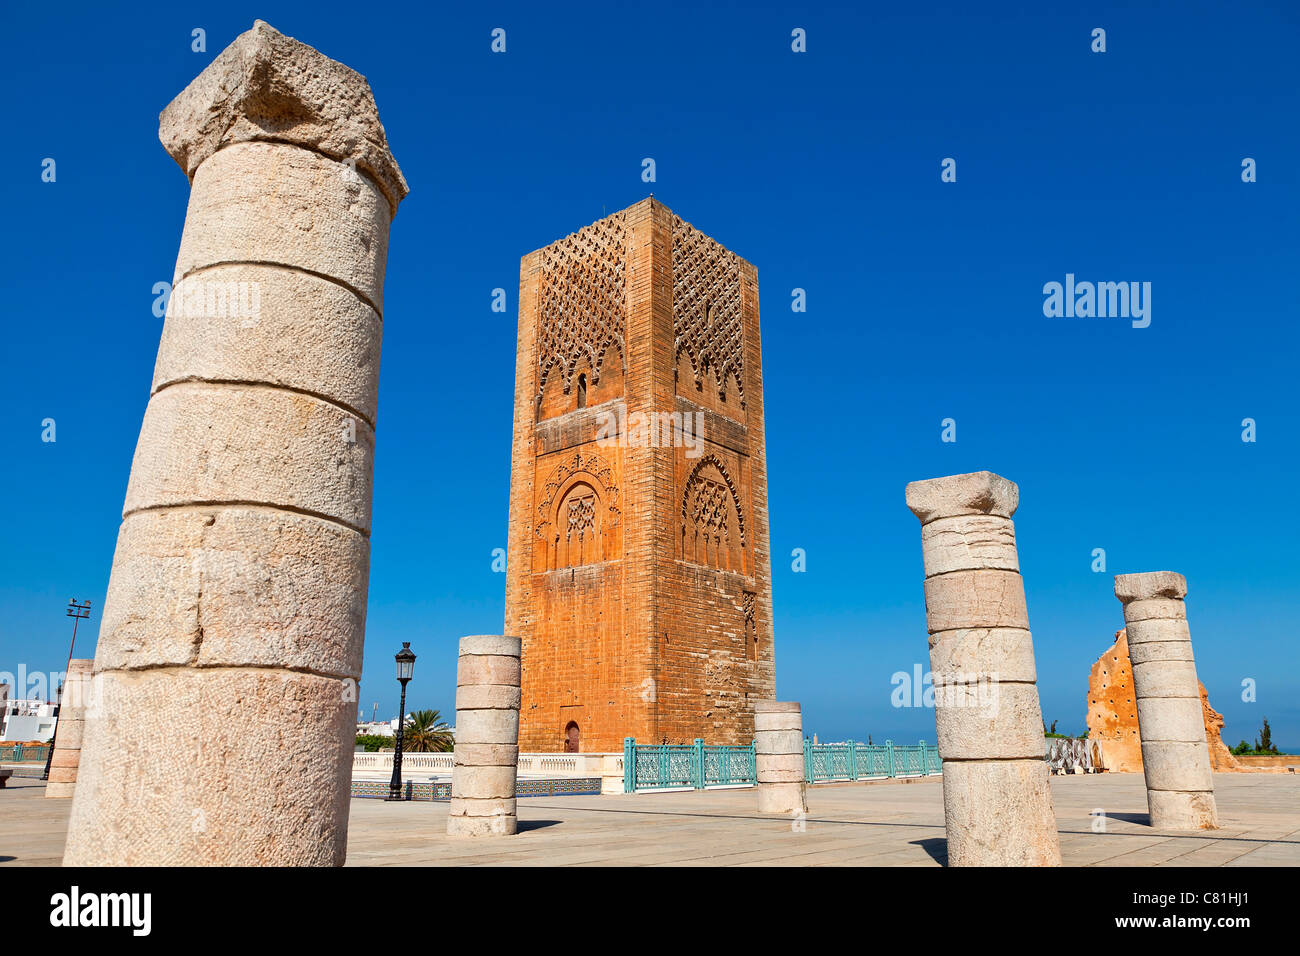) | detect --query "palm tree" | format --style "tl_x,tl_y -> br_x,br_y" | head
402,709 -> 455,753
